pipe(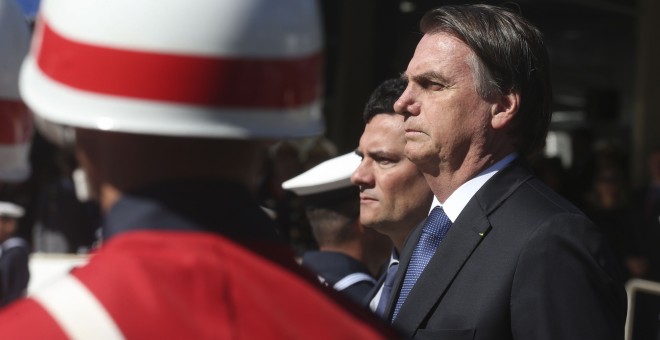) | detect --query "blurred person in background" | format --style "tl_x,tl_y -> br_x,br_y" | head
581,149 -> 641,281
0,201 -> 29,307
32,148 -> 99,254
